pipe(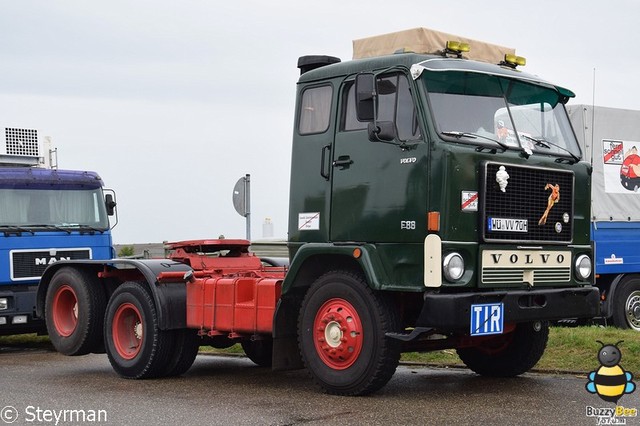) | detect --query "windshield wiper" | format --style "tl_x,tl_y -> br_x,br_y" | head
0,225 -> 35,236
441,131 -> 509,152
520,134 -> 580,163
64,224 -> 105,234
29,224 -> 72,234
